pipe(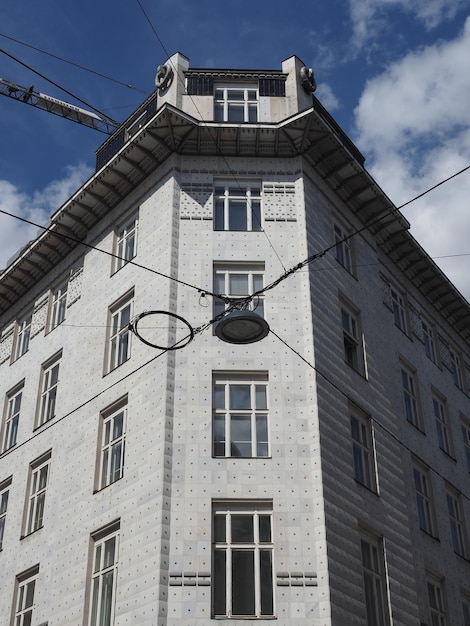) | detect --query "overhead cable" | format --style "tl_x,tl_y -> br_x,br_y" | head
0,48 -> 119,125
0,32 -> 149,94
